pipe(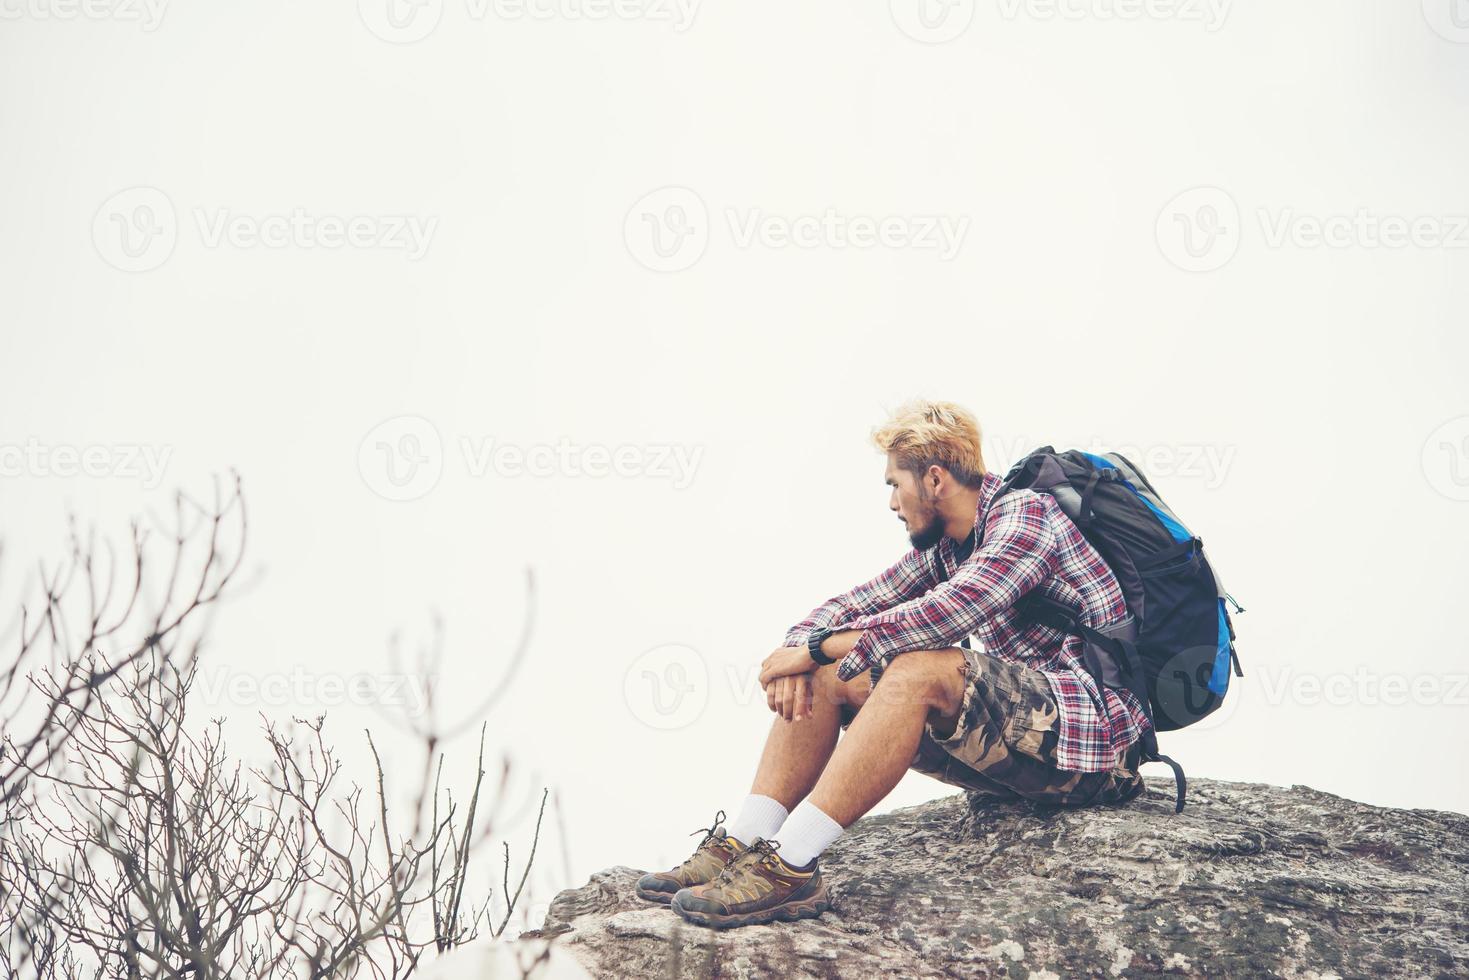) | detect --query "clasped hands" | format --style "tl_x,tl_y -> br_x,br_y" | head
758,646 -> 818,723
759,631 -> 857,724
